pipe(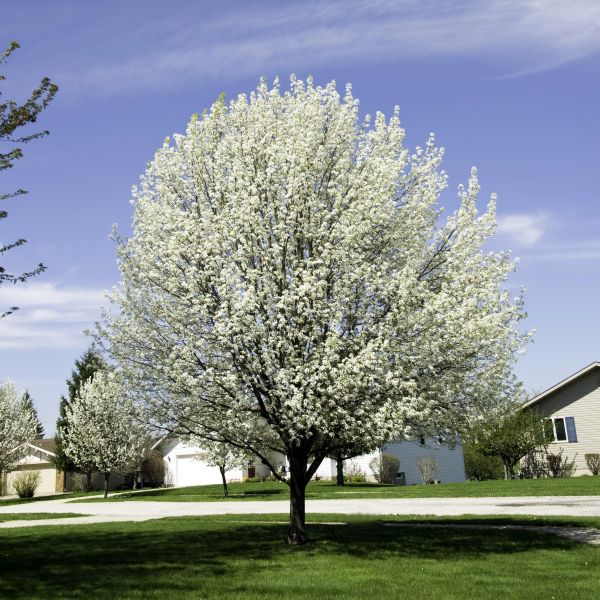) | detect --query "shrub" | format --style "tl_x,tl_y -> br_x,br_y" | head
585,453 -> 600,475
416,456 -> 439,484
546,449 -> 577,478
520,451 -> 548,479
463,443 -> 504,480
369,454 -> 400,484
13,471 -> 41,498
141,449 -> 166,488
344,462 -> 366,483
70,472 -> 94,492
